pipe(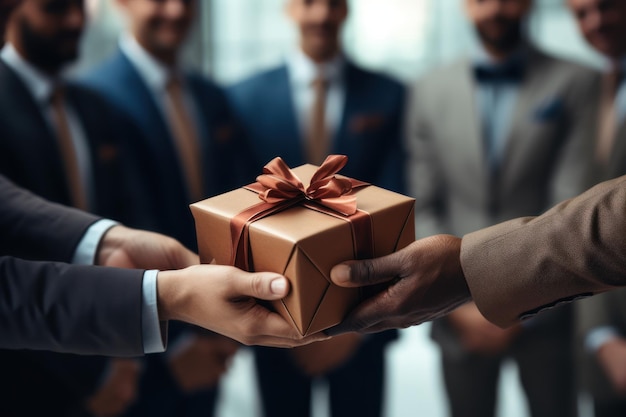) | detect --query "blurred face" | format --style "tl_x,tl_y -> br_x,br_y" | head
7,0 -> 84,72
568,0 -> 626,59
286,0 -> 348,63
118,0 -> 195,63
465,0 -> 532,55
